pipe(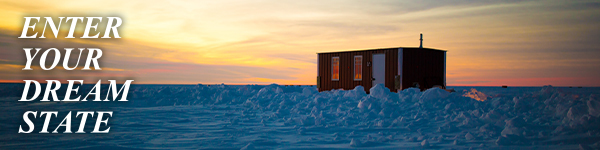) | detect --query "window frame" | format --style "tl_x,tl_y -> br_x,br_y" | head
354,55 -> 363,81
332,56 -> 340,81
